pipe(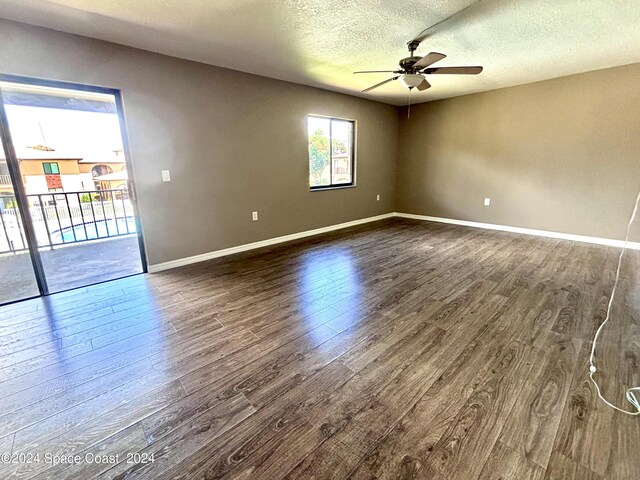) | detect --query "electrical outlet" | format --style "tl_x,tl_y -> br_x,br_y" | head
161,170 -> 171,182
376,194 -> 380,201
252,211 -> 258,221
484,197 -> 491,206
